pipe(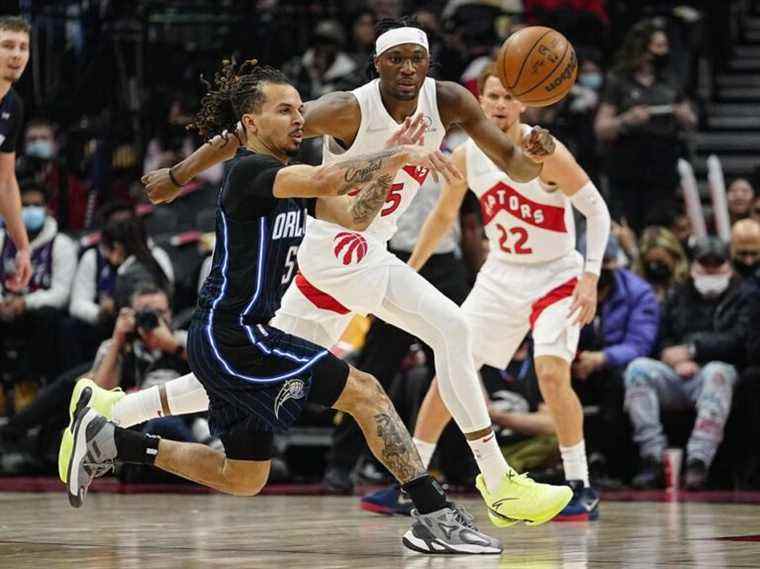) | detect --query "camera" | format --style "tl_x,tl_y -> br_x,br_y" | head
135,309 -> 160,332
